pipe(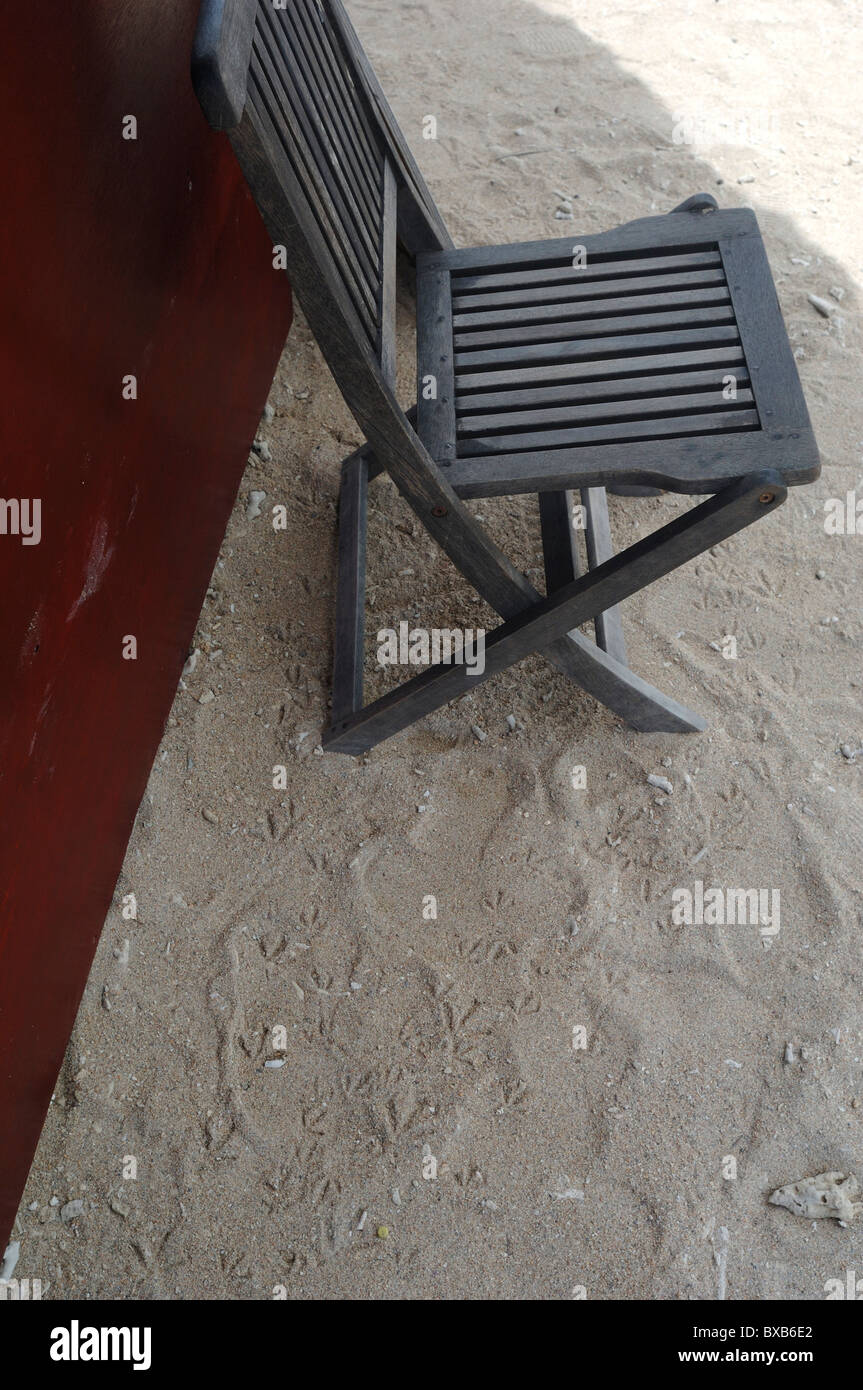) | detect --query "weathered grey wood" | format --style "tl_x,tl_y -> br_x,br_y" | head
365,405 -> 418,481
720,231 -> 814,435
268,4 -> 382,244
453,306 -> 737,351
452,268 -> 728,311
192,1 -> 819,754
416,264 -> 457,465
294,0 -> 383,196
444,426 -> 816,497
248,50 -> 379,338
539,491 -> 582,593
226,110 -> 569,652
324,0 -> 453,254
551,627 -> 705,733
455,346 -> 747,393
450,250 -> 724,293
457,389 -> 756,437
459,409 -> 759,457
456,364 -> 749,414
331,451 -> 369,722
378,159 -> 399,385
454,325 -> 741,371
323,473 -> 785,753
253,25 -> 381,290
582,488 -> 627,665
191,0 -> 257,130
422,208 -> 757,275
452,286 -> 732,331
534,495 -> 707,730
540,485 -> 626,666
